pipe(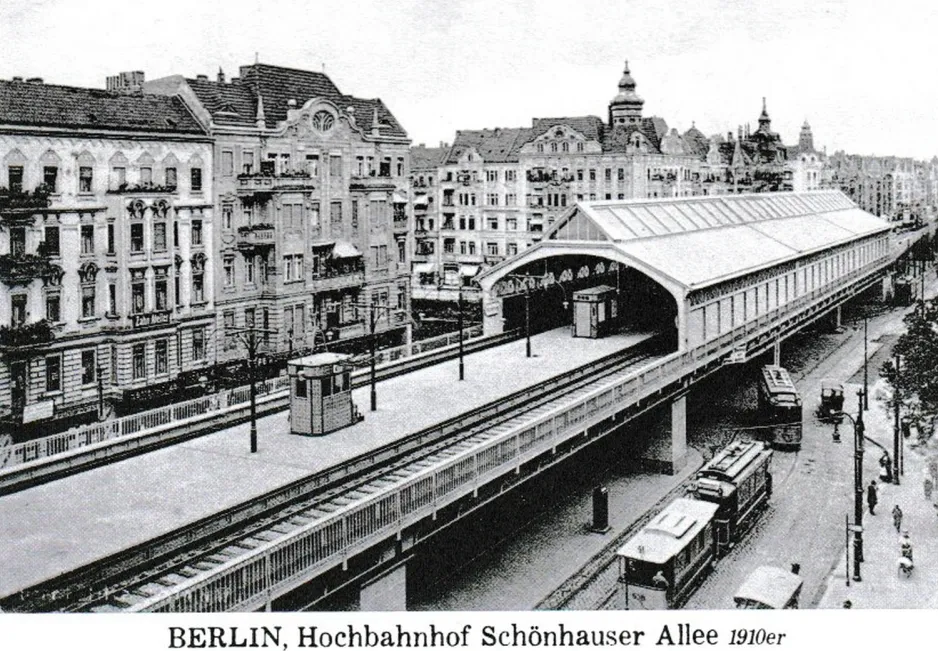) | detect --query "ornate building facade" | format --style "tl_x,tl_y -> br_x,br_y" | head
0,76 -> 214,434
145,64 -> 412,360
